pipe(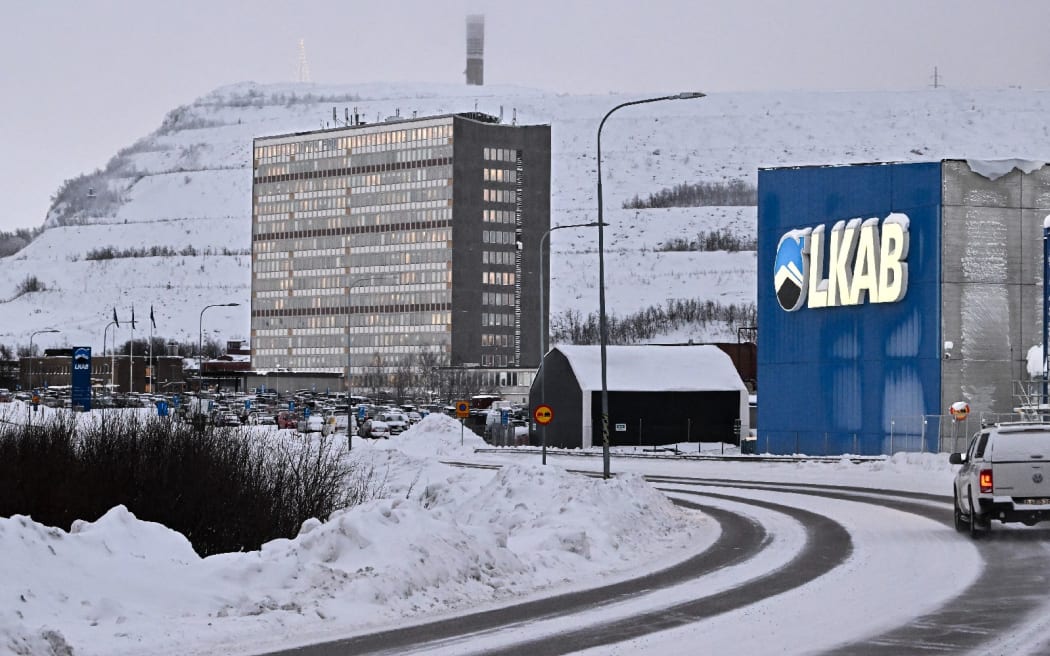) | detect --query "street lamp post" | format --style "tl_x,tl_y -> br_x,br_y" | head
102,321 -> 118,396
596,92 -> 705,479
345,275 -> 394,406
199,303 -> 240,393
28,329 -> 60,390
538,222 -> 605,465
345,275 -> 395,449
